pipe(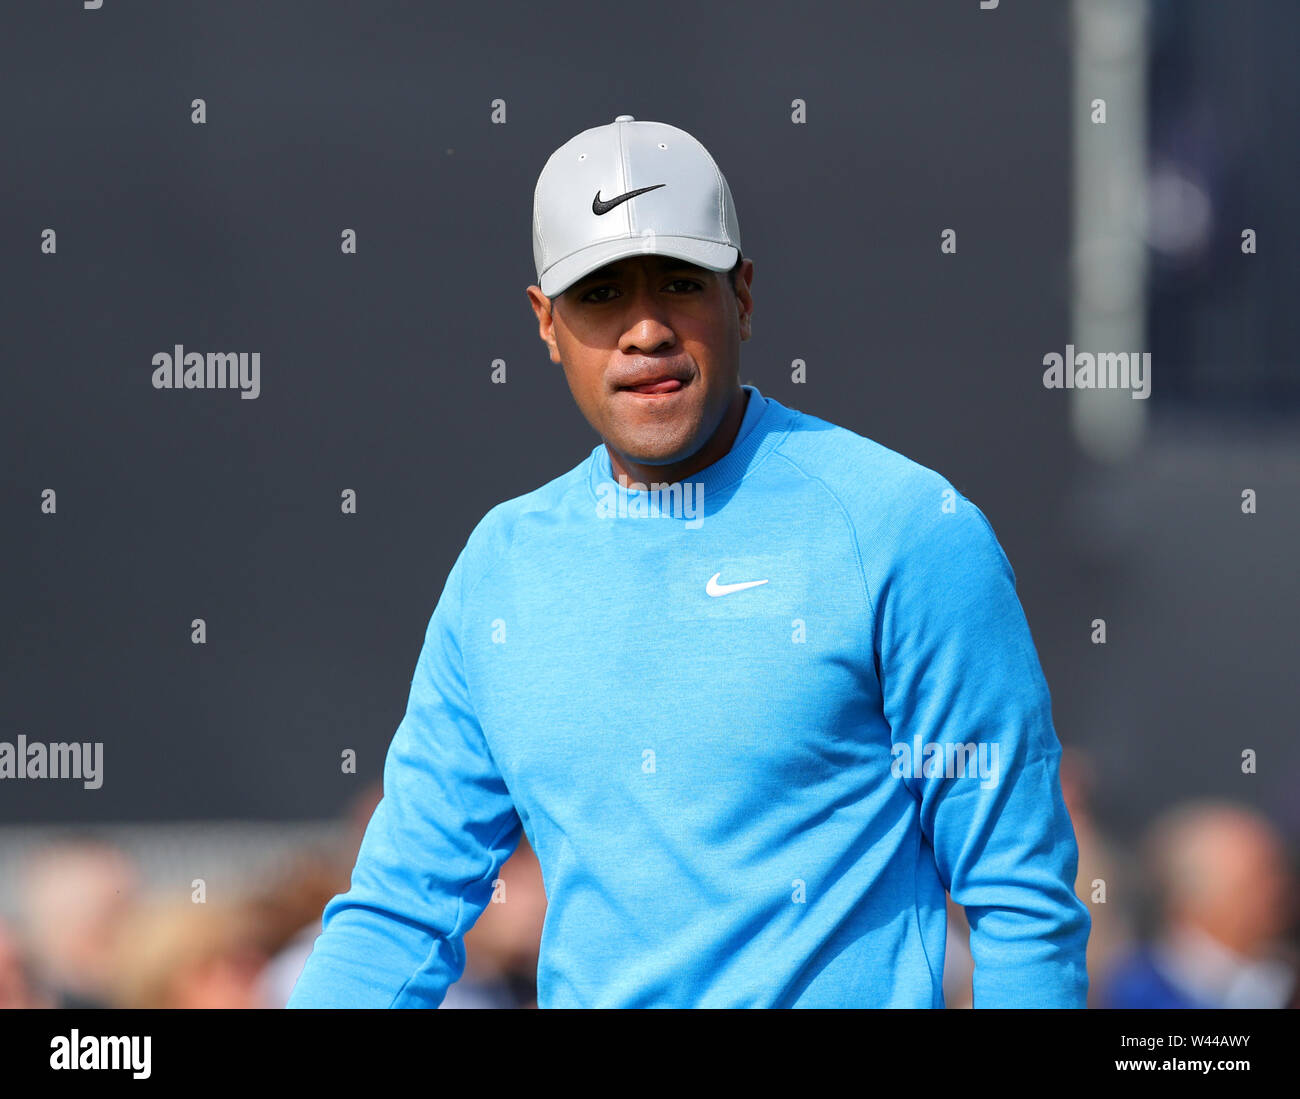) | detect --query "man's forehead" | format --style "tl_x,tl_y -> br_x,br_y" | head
569,255 -> 709,285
